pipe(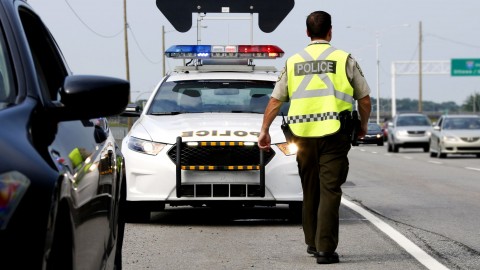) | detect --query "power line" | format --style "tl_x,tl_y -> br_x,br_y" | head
127,26 -> 162,64
64,0 -> 123,38
64,0 -> 161,65
425,32 -> 480,49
